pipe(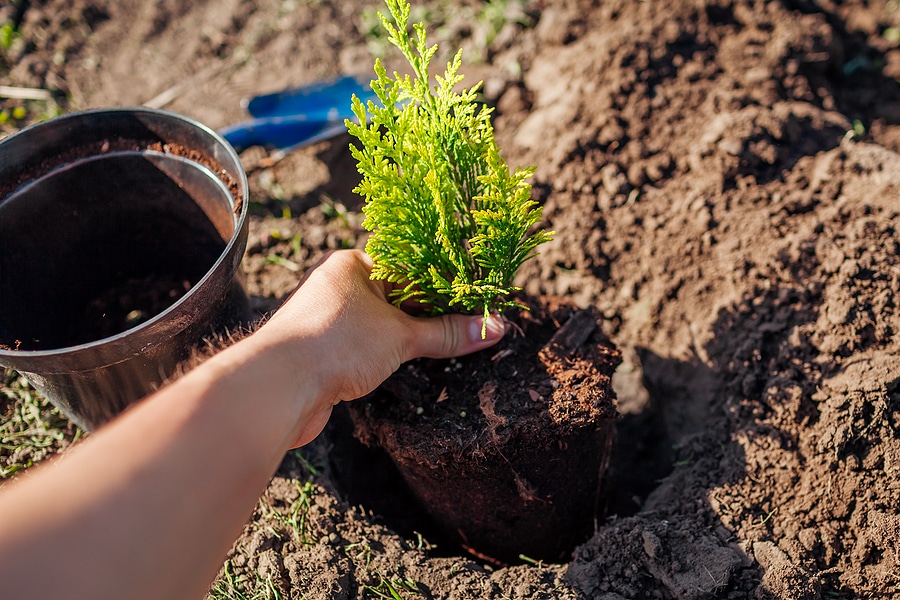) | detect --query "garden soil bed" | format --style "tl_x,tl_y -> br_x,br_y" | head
3,0 -> 900,598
